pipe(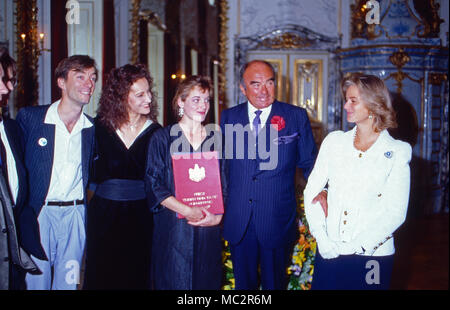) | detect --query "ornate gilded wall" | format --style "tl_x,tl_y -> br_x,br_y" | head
339,0 -> 448,214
